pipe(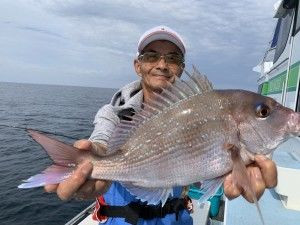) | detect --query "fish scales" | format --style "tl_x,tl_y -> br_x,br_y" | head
91,91 -> 236,187
20,71 -> 300,220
